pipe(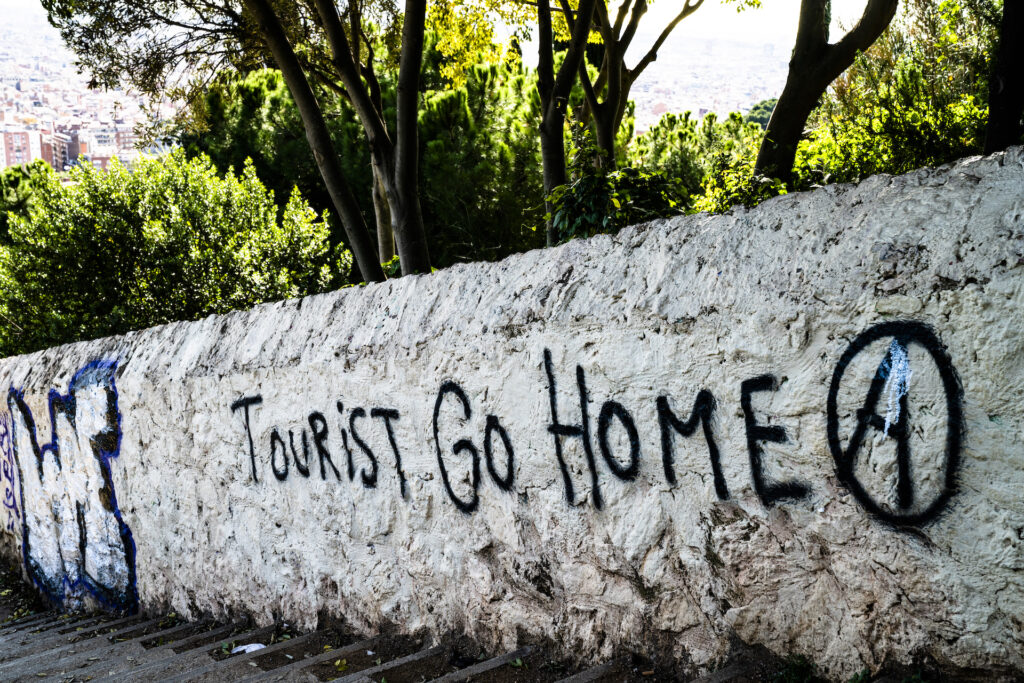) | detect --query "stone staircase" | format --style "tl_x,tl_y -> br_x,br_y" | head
0,609 -> 707,682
